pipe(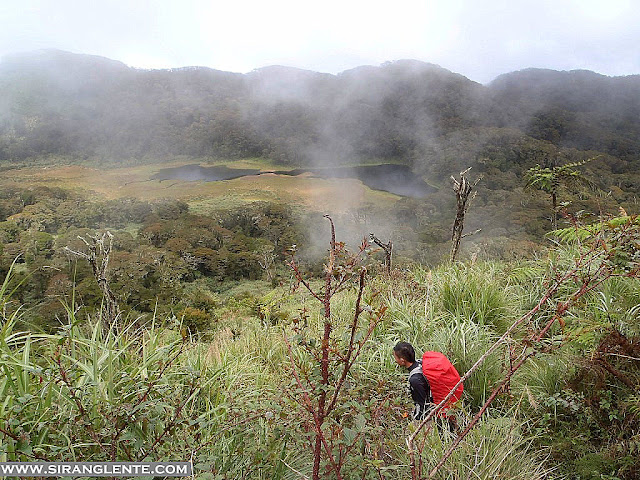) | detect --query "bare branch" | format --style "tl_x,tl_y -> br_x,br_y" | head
65,231 -> 120,330
370,233 -> 393,274
461,229 -> 481,239
450,168 -> 479,262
